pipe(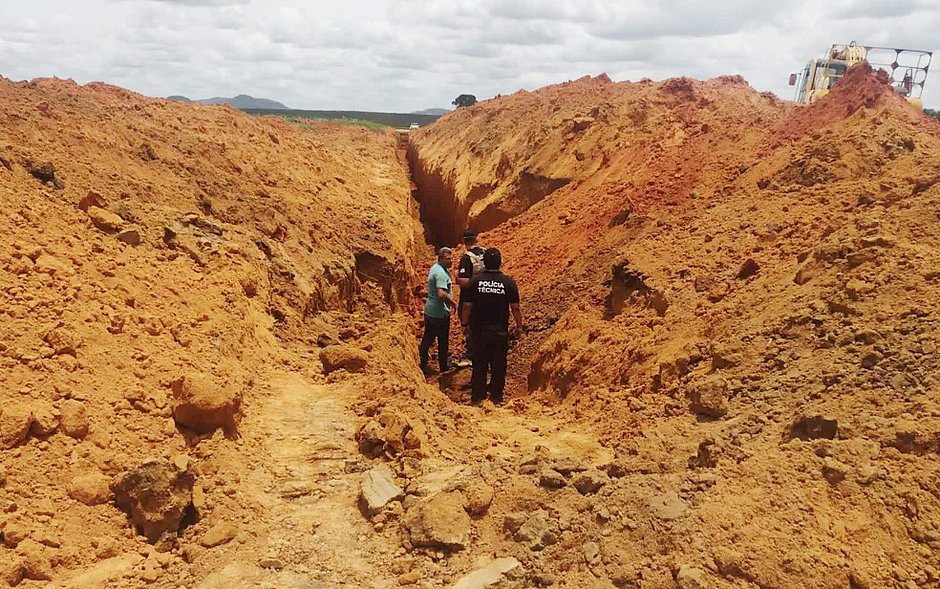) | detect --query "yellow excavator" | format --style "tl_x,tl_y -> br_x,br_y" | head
789,41 -> 932,109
